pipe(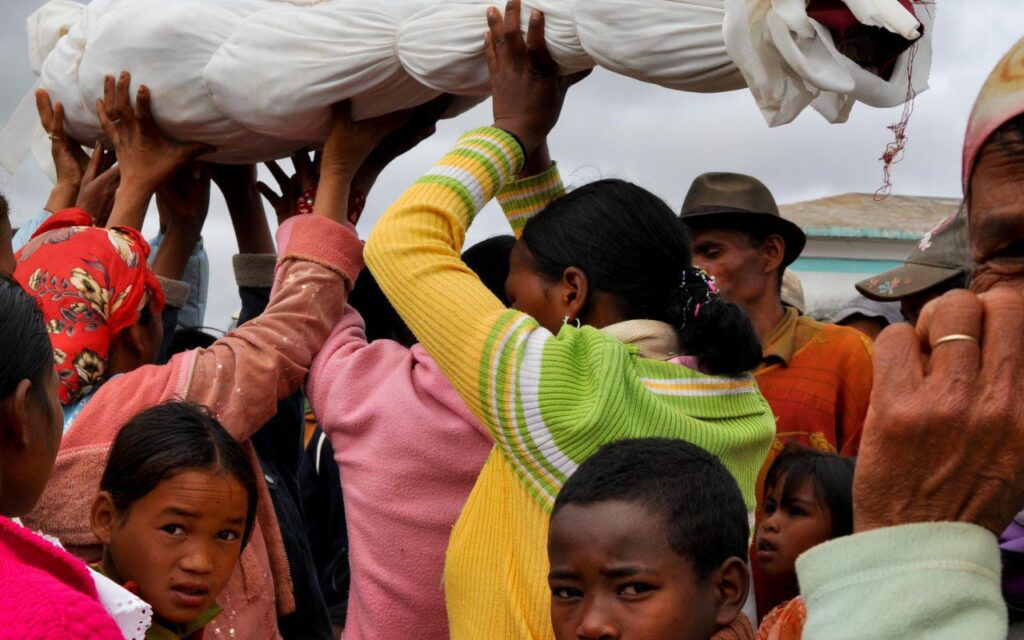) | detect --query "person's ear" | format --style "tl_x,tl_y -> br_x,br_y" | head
90,491 -> 117,544
0,379 -> 34,453
761,235 -> 785,277
712,557 -> 750,627
560,266 -> 589,324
